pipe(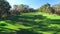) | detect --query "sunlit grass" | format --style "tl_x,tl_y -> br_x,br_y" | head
0,12 -> 60,34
